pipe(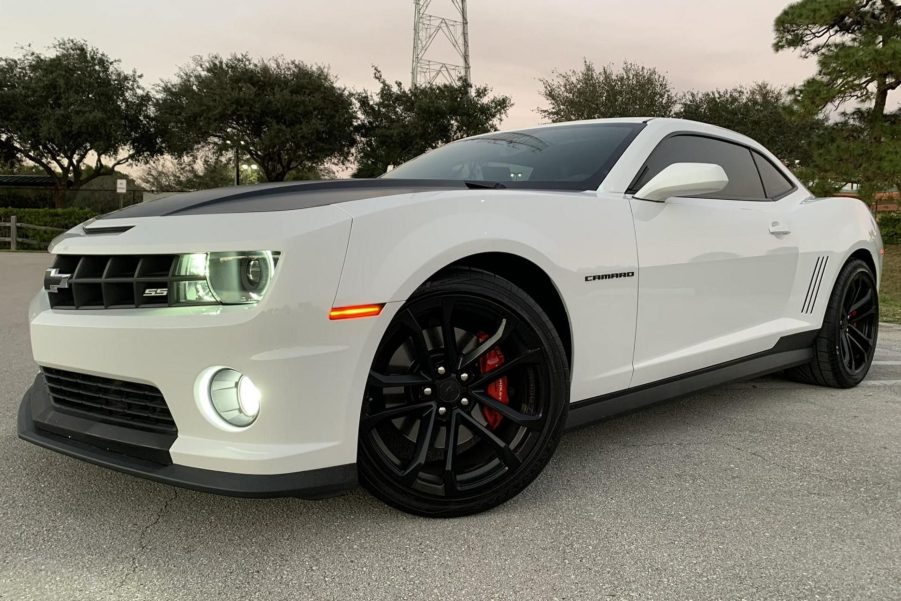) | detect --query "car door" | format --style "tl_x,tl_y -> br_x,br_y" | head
628,134 -> 801,387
